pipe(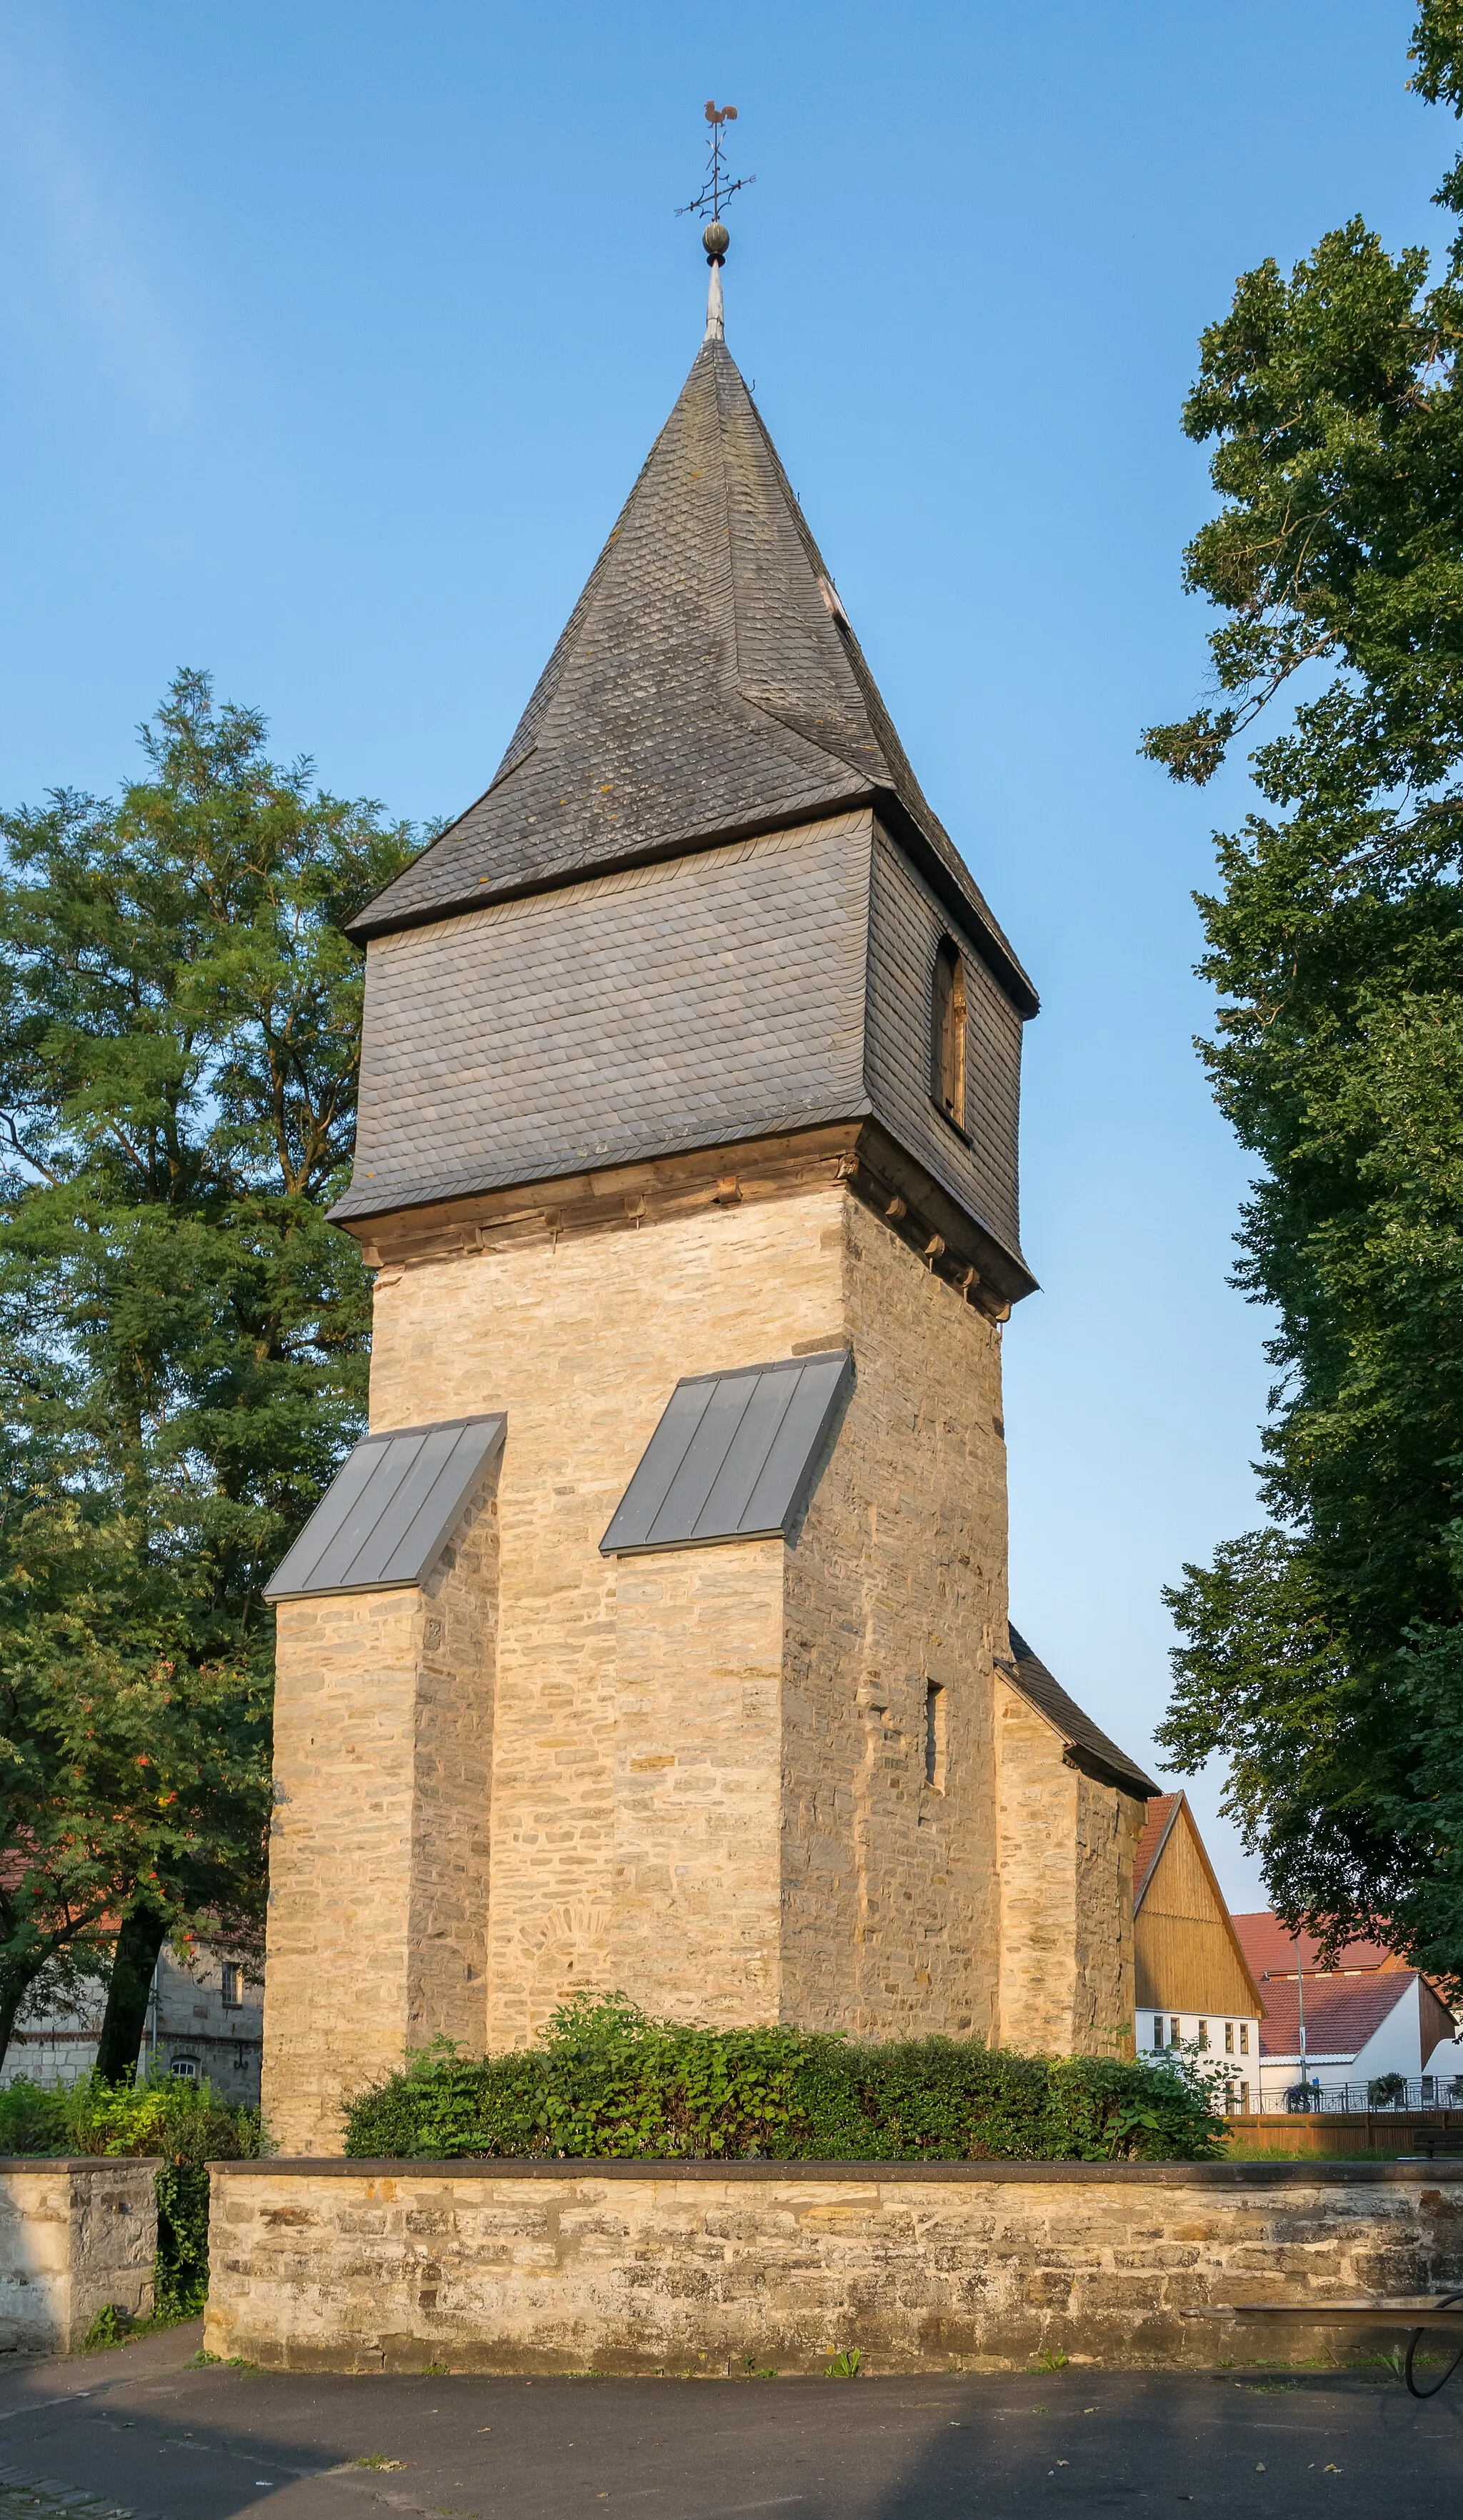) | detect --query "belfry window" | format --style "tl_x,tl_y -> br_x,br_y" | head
932,939 -> 967,1130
